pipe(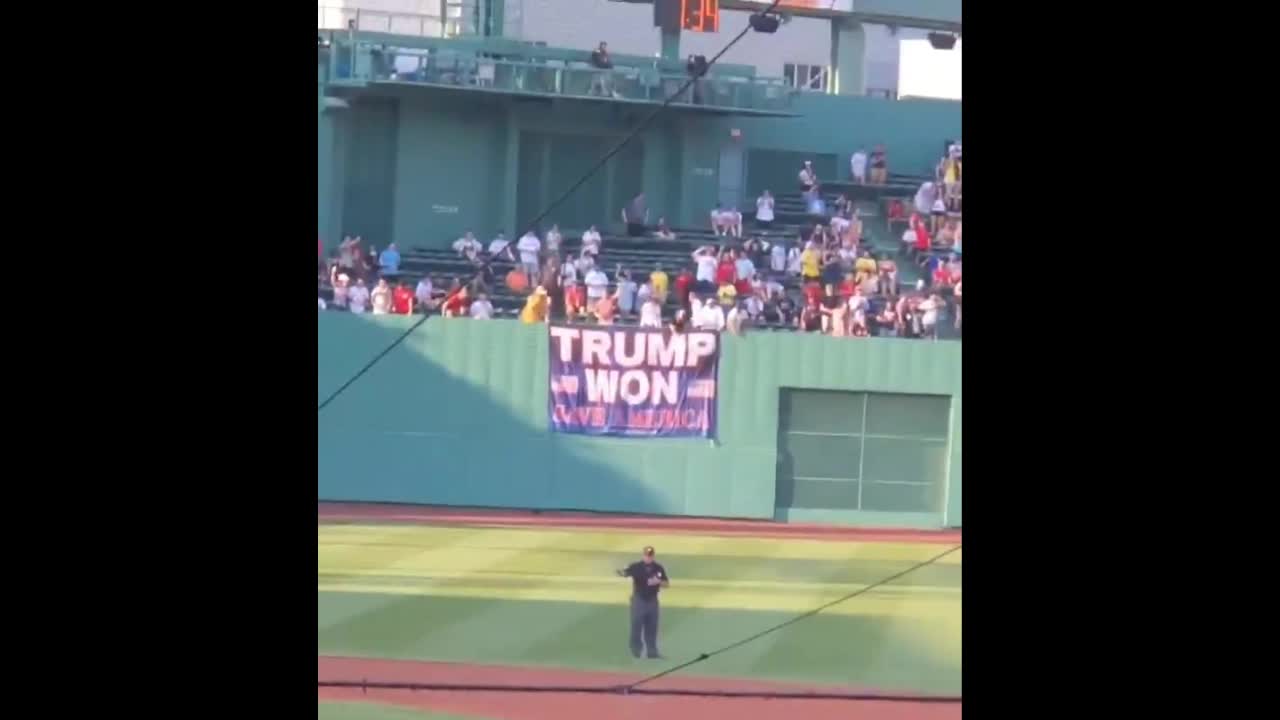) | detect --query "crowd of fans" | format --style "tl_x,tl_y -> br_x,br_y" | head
320,140 -> 961,339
